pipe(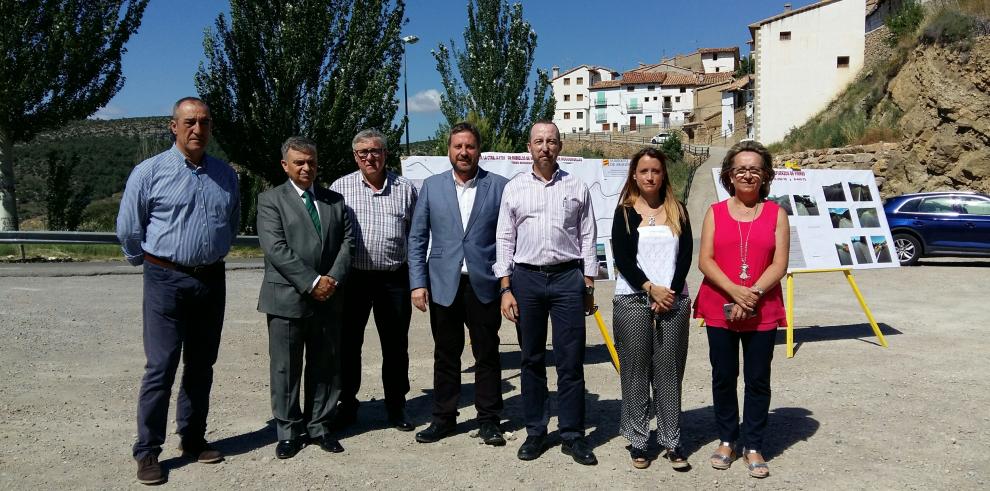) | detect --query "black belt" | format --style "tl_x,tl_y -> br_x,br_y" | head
144,253 -> 224,276
516,260 -> 581,274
